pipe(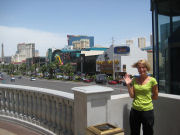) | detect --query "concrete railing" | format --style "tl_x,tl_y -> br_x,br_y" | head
109,93 -> 180,135
0,84 -> 74,135
0,84 -> 179,135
